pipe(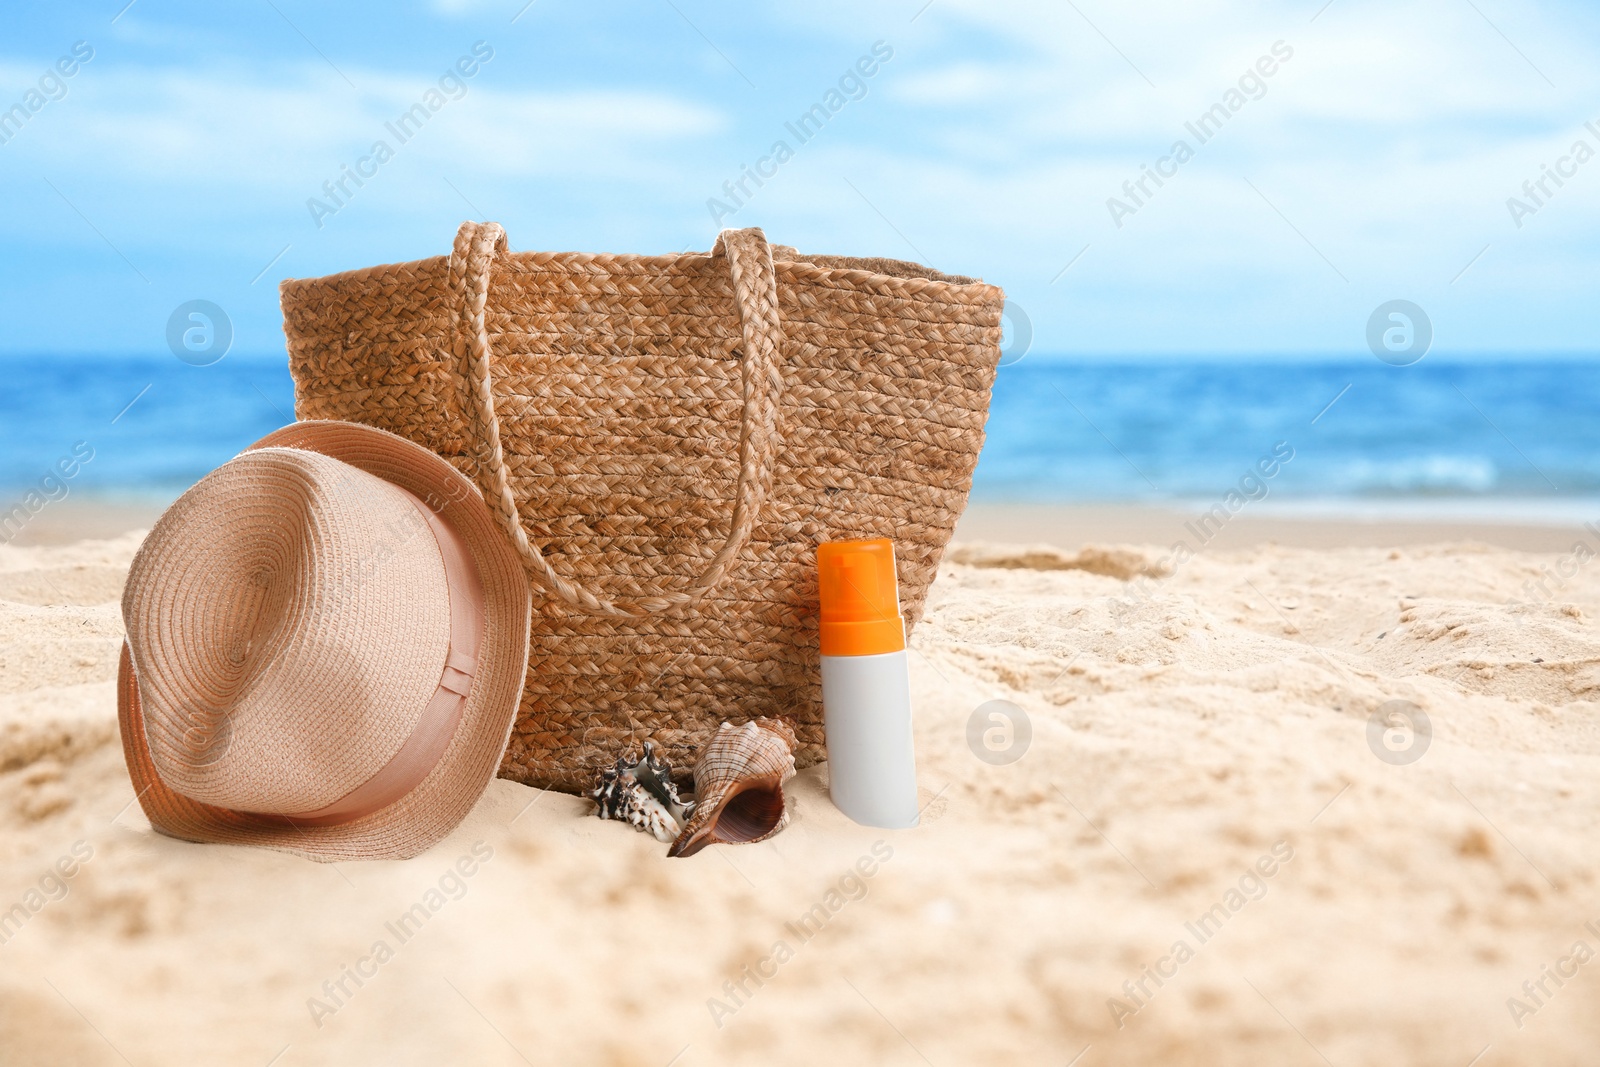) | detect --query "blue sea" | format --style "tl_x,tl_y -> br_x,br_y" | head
3,353 -> 1598,522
